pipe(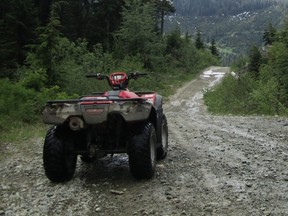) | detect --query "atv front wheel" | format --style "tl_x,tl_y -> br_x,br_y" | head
128,123 -> 157,179
43,127 -> 77,182
157,114 -> 168,160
